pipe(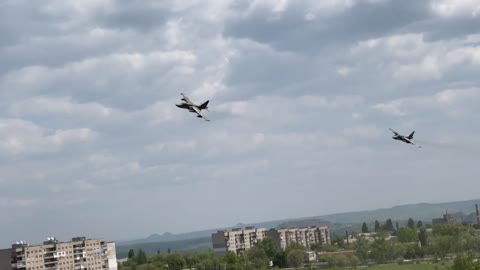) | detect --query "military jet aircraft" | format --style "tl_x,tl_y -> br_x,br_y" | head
389,128 -> 421,148
175,93 -> 210,121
